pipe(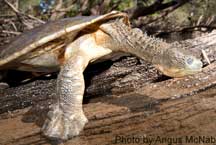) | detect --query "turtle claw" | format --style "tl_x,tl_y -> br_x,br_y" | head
42,105 -> 88,140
